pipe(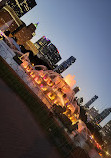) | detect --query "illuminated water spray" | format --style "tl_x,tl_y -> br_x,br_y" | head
64,74 -> 76,88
